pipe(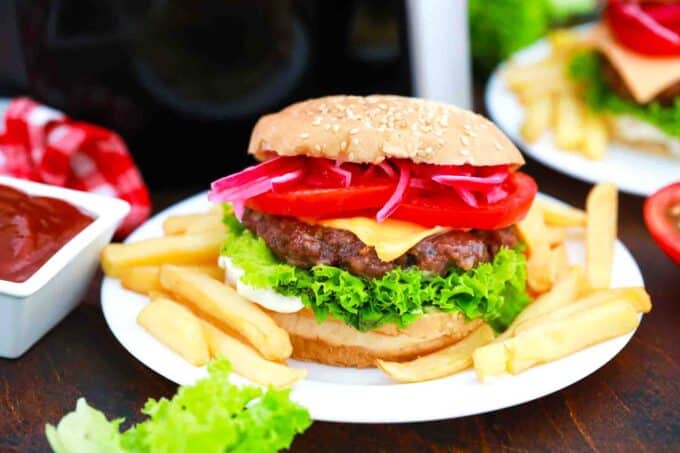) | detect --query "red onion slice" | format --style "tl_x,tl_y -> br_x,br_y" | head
377,161 -> 396,178
210,156 -> 302,192
376,161 -> 410,222
454,187 -> 479,208
271,169 -> 305,192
